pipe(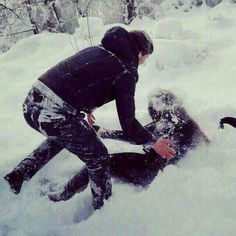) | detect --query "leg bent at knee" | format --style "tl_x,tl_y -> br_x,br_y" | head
86,155 -> 112,209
